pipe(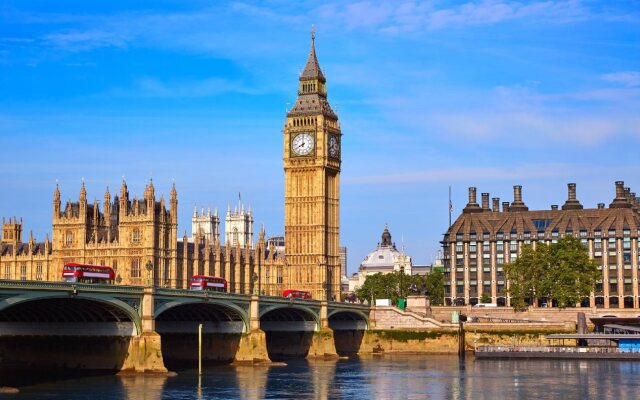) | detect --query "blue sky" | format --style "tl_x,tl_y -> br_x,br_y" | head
1,1 -> 639,273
